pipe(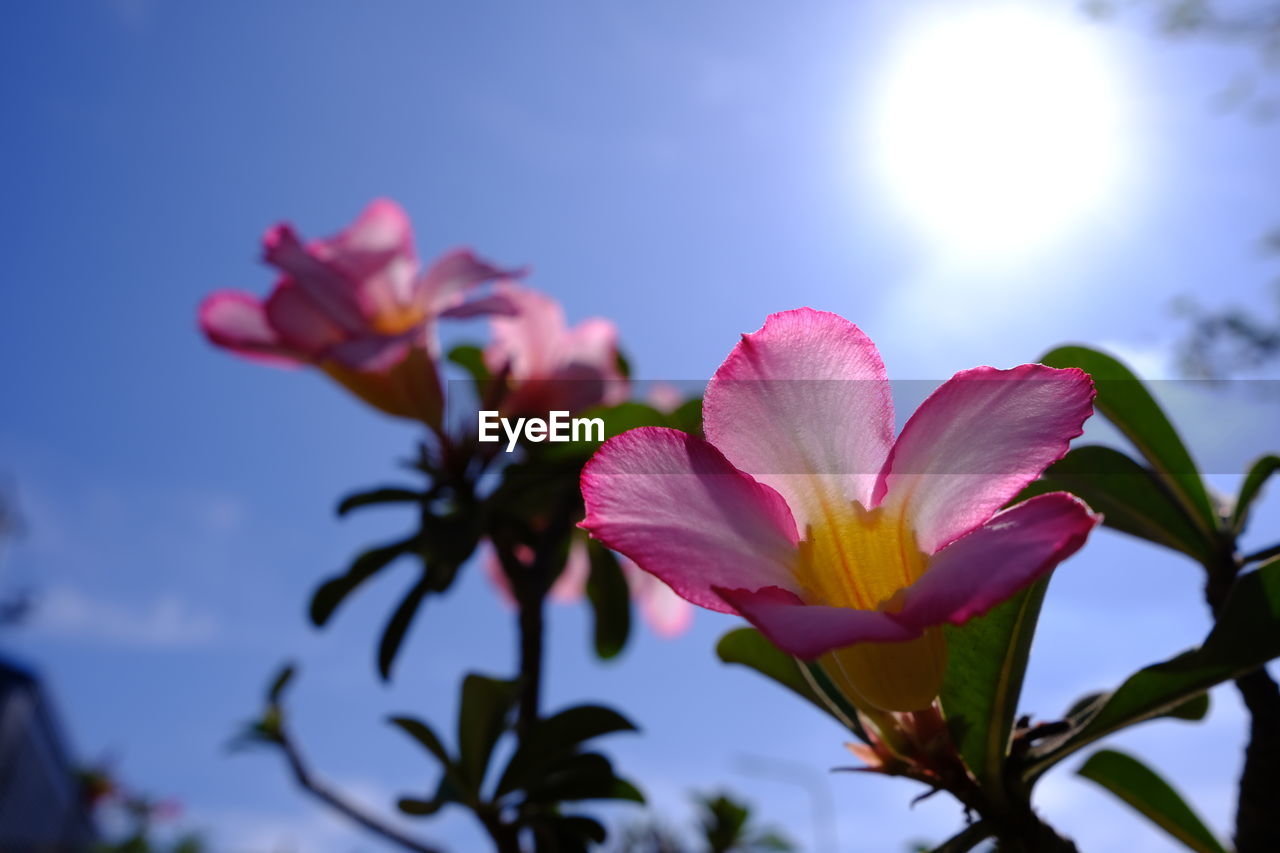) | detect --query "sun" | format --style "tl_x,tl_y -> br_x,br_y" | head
865,2 -> 1133,260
